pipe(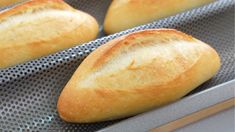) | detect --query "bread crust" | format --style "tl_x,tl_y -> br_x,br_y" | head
57,29 -> 221,123
0,0 -> 99,68
0,0 -> 26,7
104,0 -> 214,34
